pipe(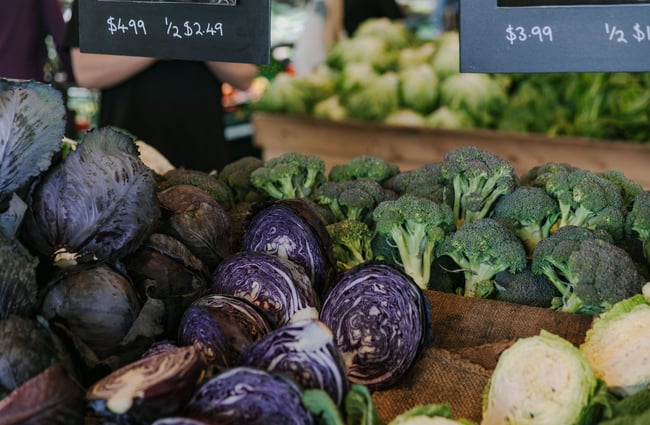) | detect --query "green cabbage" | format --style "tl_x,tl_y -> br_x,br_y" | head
399,64 -> 439,115
426,107 -> 473,130
345,72 -> 400,122
439,73 -> 507,128
580,289 -> 650,397
482,330 -> 600,425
